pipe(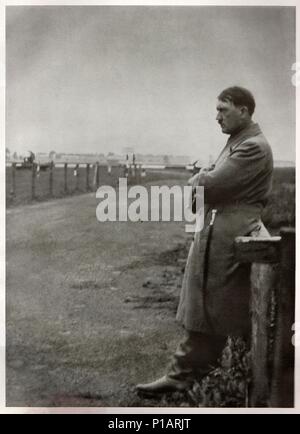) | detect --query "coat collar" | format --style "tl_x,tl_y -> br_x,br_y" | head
214,123 -> 261,166
227,122 -> 262,150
